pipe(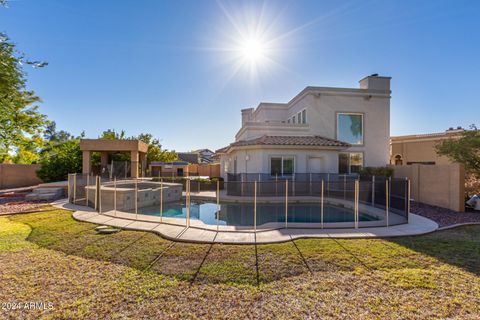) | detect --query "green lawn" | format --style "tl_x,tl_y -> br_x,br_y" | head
1,208 -> 479,319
